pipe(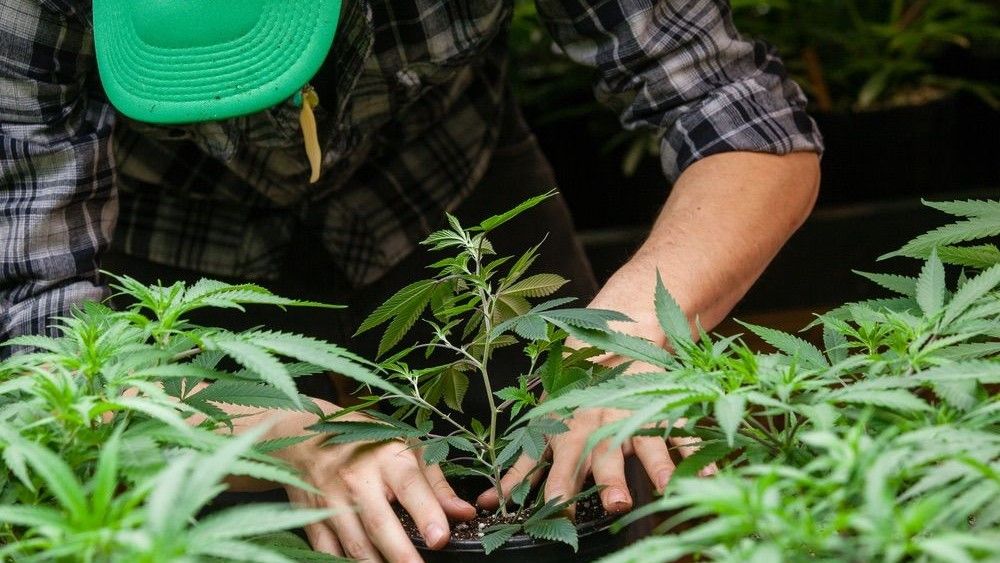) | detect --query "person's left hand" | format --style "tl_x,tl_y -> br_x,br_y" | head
476,405 -> 711,515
